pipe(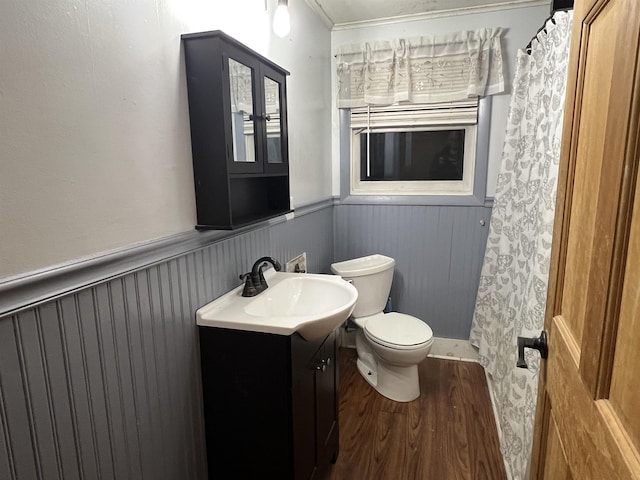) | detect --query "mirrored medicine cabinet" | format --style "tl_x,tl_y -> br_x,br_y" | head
181,30 -> 291,229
